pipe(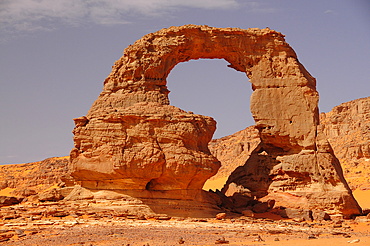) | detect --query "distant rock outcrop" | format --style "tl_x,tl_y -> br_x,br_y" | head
0,157 -> 68,196
320,97 -> 370,190
205,126 -> 260,189
69,25 -> 360,215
